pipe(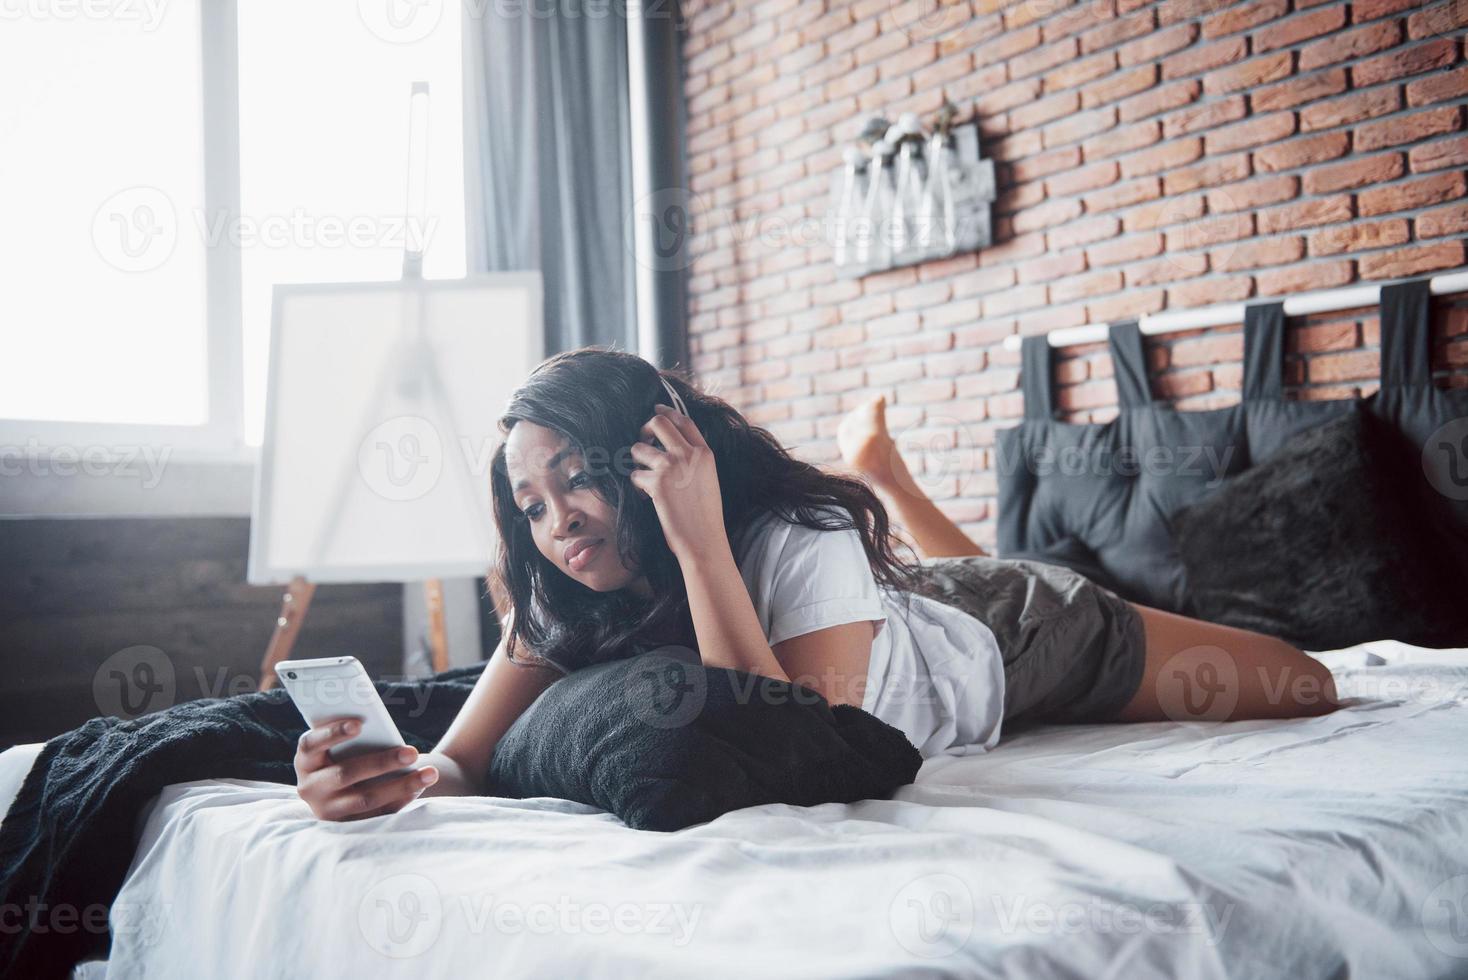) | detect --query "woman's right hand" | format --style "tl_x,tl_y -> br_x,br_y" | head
294,717 -> 440,821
